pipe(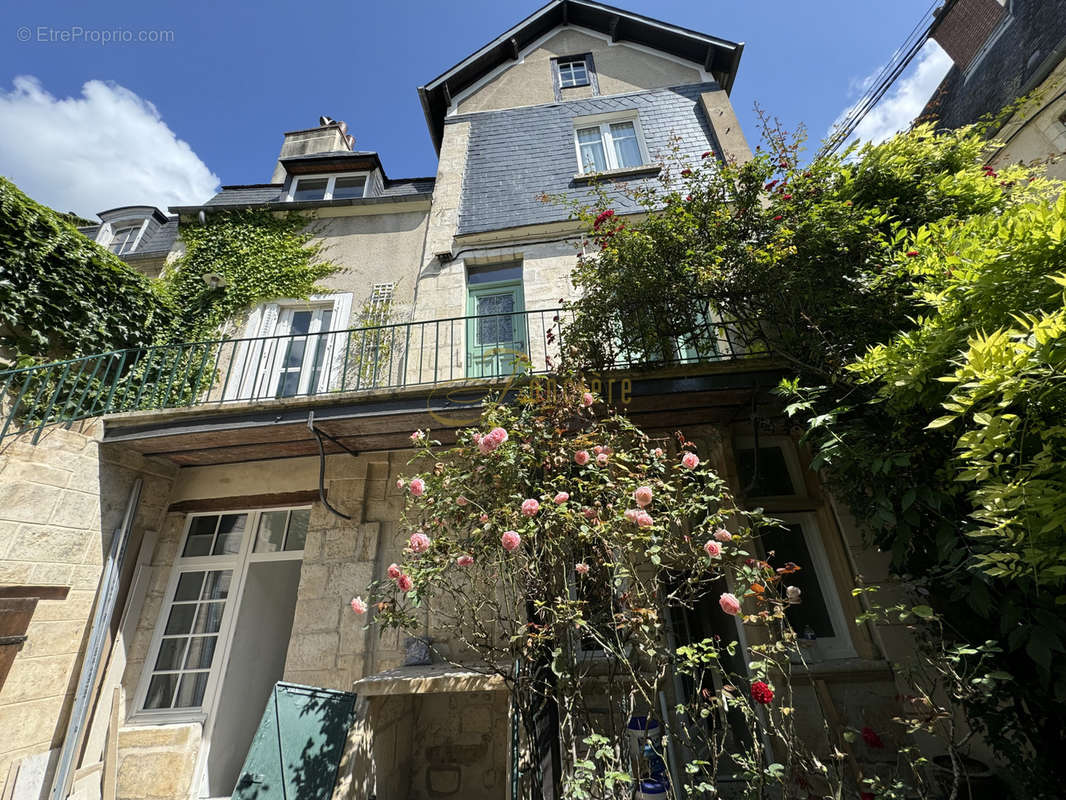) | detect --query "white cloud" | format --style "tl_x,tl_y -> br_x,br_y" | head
832,40 -> 954,148
0,76 -> 218,218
